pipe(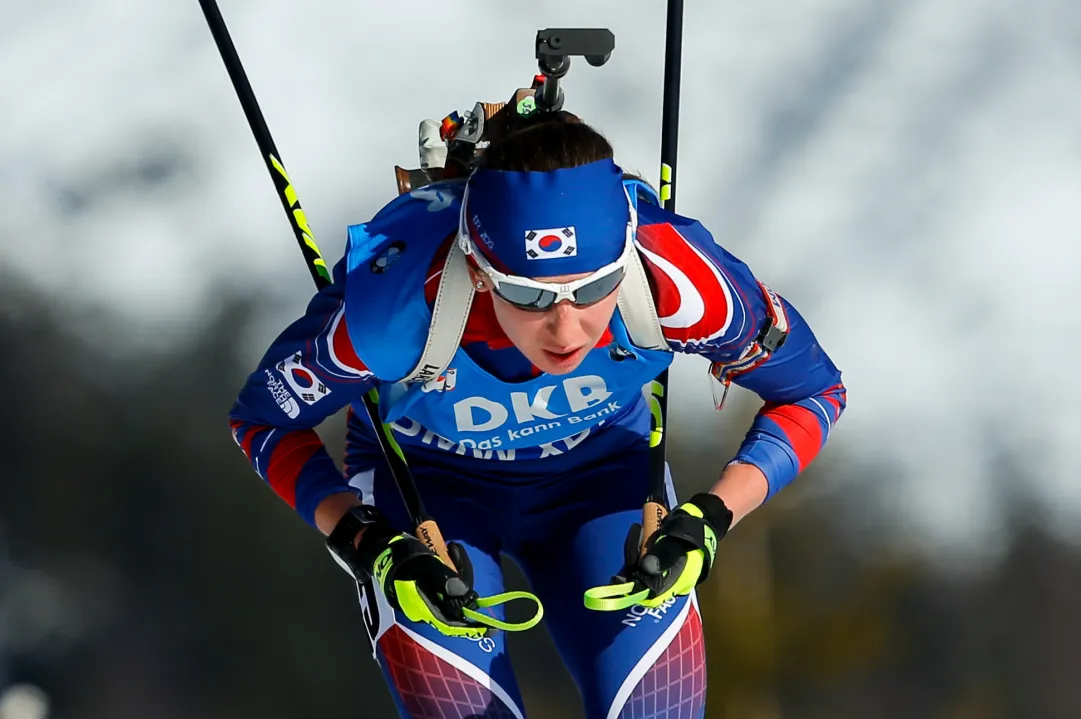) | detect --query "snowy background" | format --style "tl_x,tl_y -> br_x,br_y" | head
4,1 -> 1081,715
3,0 -> 1080,564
